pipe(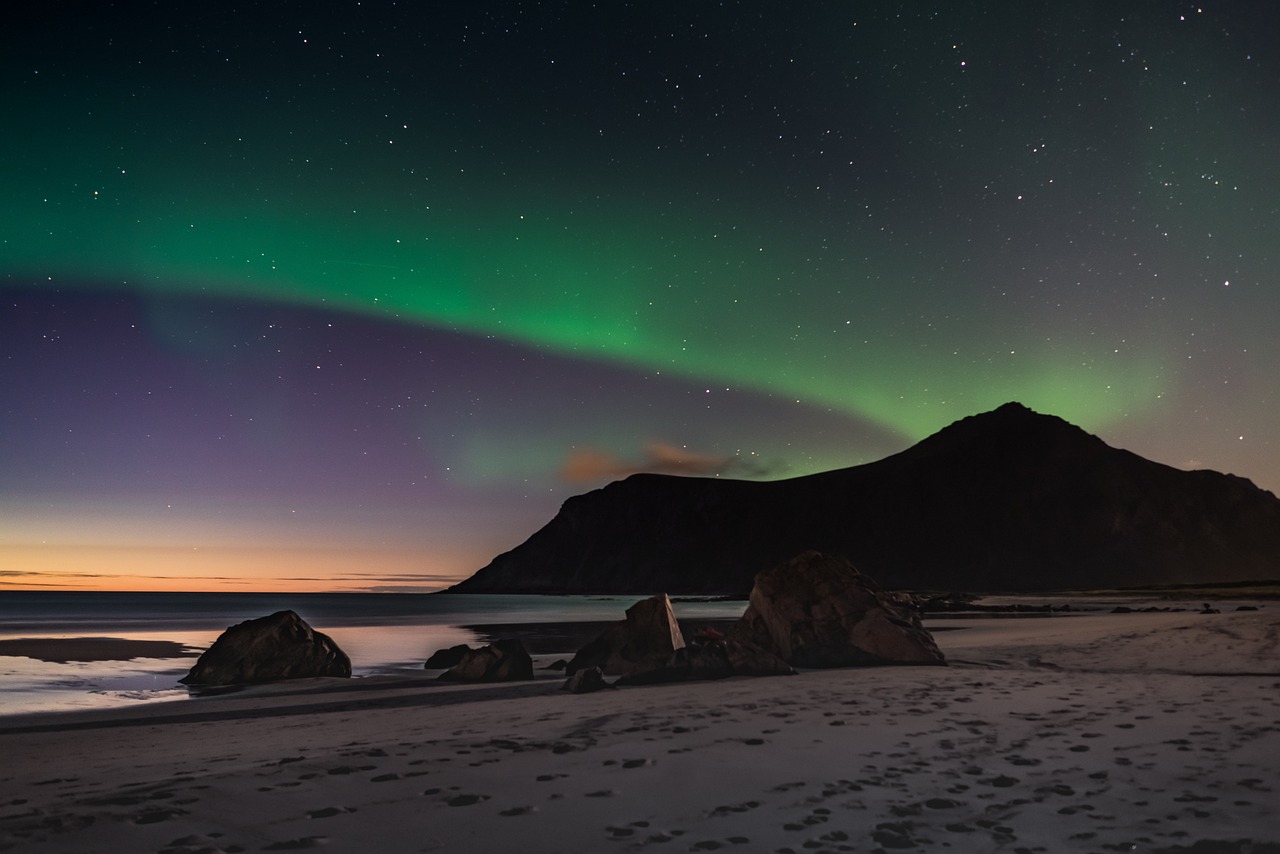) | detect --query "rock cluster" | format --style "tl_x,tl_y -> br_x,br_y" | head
565,594 -> 687,679
619,633 -> 795,685
560,550 -> 942,691
180,610 -> 351,686
424,644 -> 472,669
562,666 -> 614,694
433,639 -> 534,682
